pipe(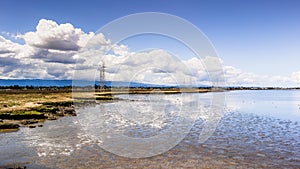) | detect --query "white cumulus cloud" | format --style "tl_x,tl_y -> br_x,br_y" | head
0,19 -> 299,87
23,19 -> 93,51
0,36 -> 22,54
